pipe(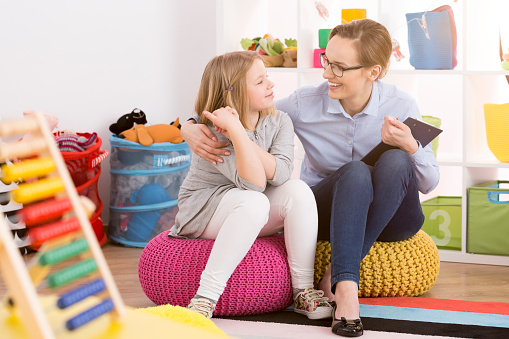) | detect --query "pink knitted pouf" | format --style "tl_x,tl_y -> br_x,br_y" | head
138,231 -> 292,316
